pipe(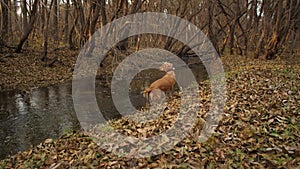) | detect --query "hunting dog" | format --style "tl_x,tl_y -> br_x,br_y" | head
143,62 -> 176,108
